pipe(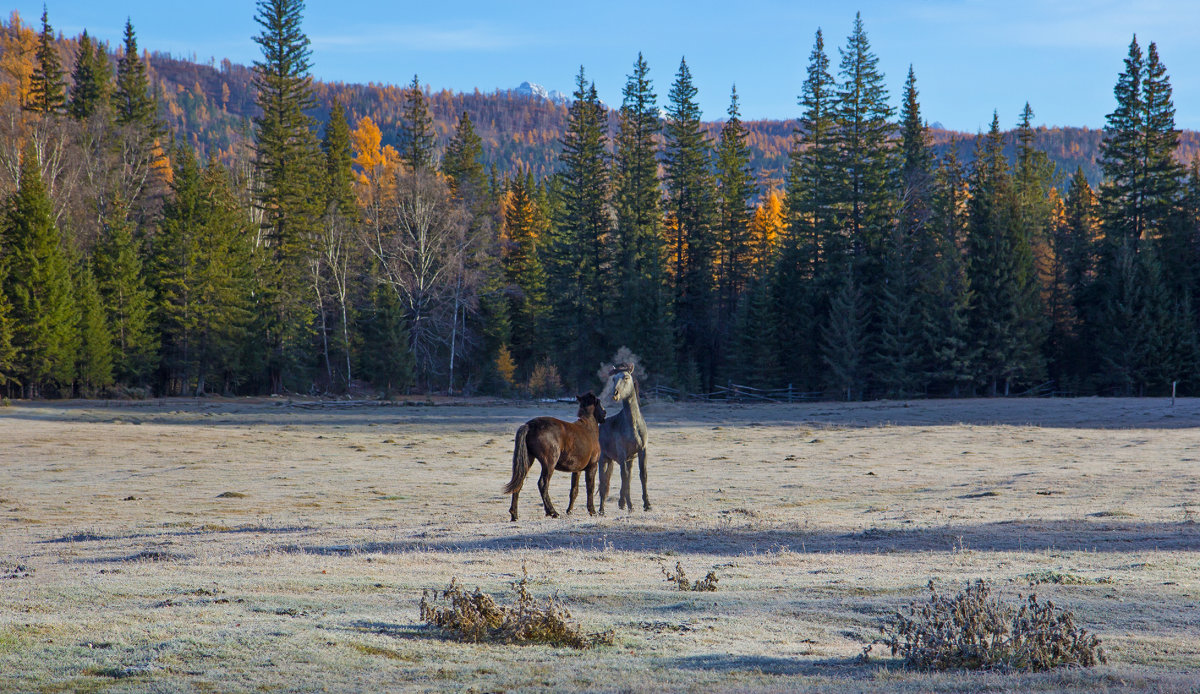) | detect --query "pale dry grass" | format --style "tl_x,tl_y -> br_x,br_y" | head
0,396 -> 1198,692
